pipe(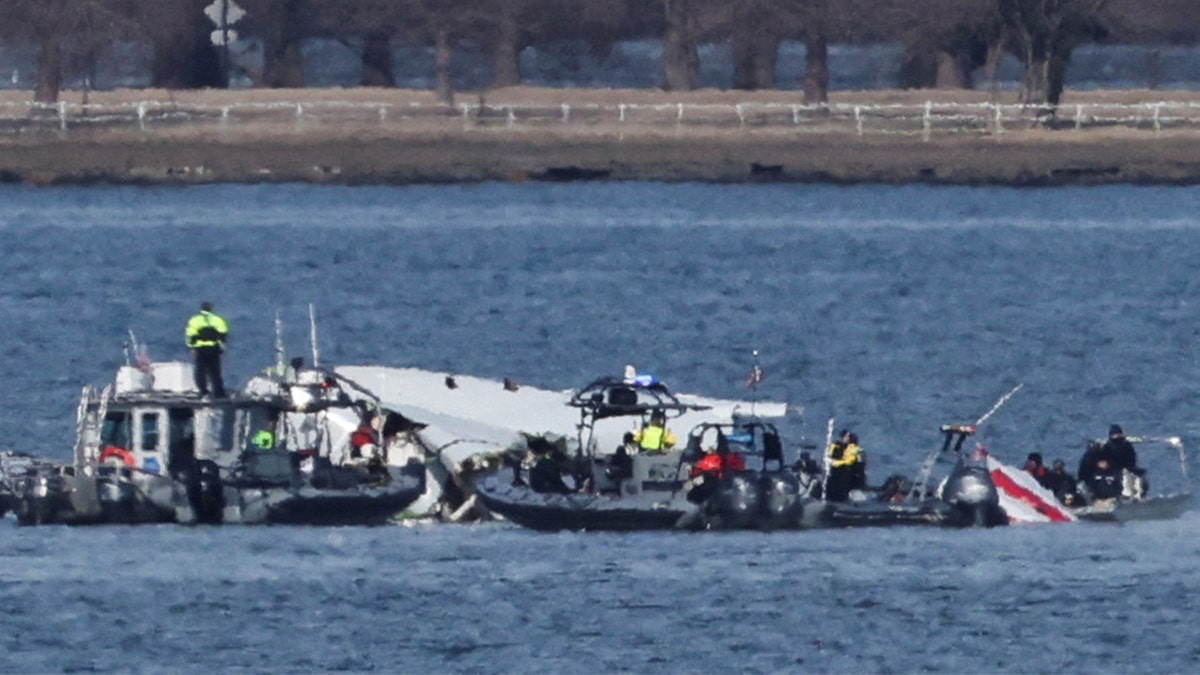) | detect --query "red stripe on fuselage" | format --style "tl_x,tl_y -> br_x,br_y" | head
989,468 -> 1074,522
